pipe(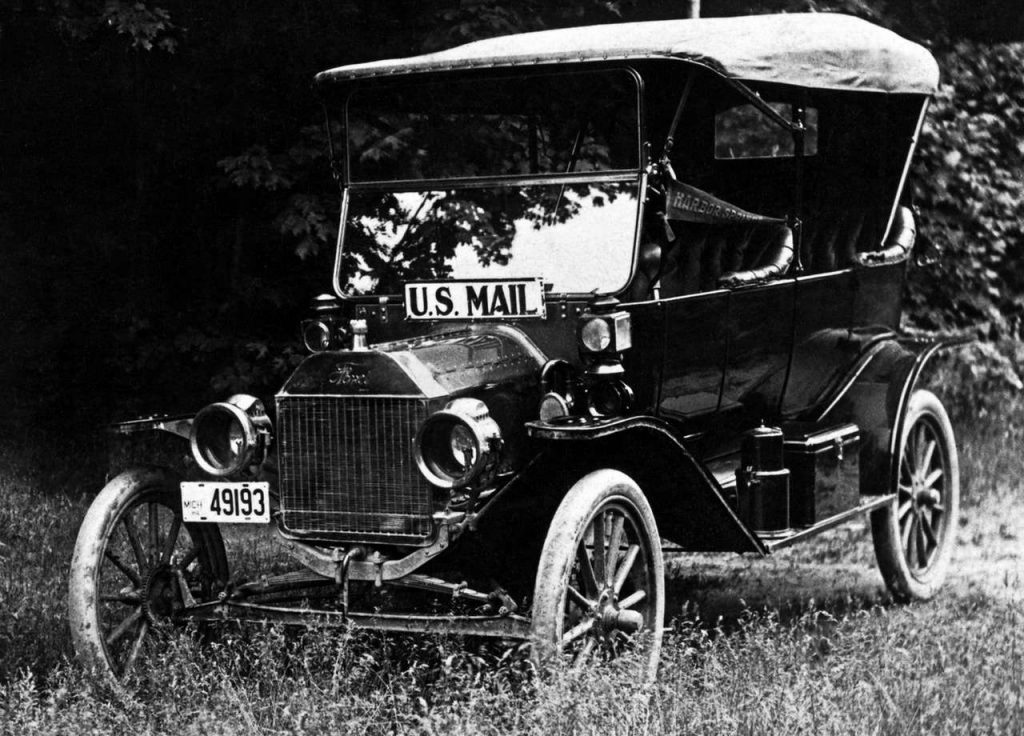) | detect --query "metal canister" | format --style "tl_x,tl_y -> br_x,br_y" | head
742,425 -> 785,470
737,425 -> 791,535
